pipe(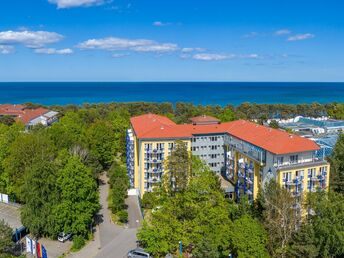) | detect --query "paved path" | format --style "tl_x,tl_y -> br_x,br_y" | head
126,195 -> 143,229
67,172 -> 143,258
98,173 -> 124,248
0,202 -> 22,229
